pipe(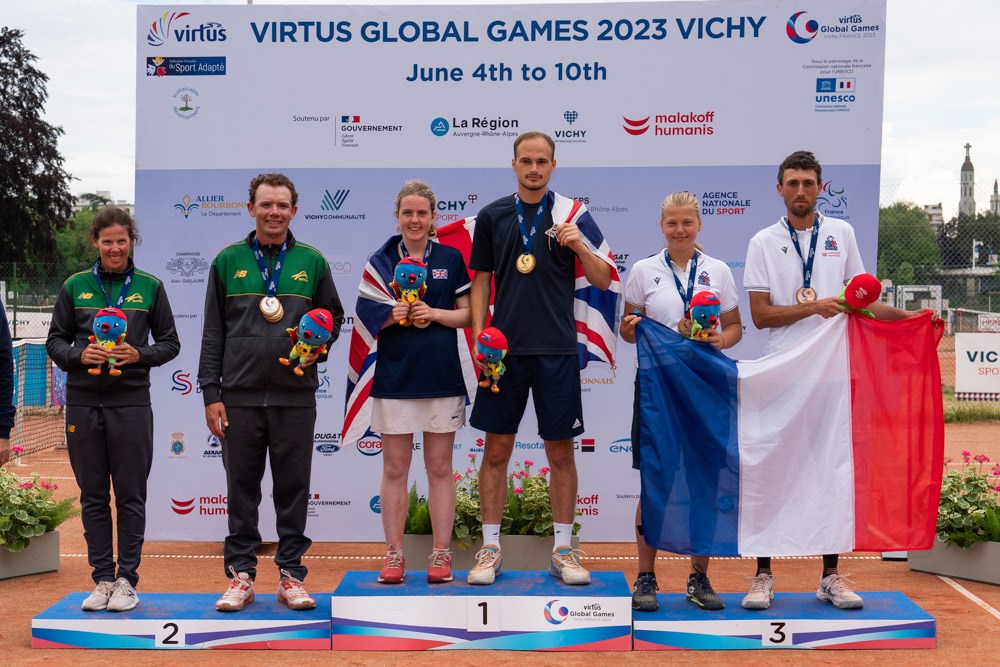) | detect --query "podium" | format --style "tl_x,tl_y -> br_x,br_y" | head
633,592 -> 935,650
32,593 -> 332,650
331,570 -> 632,651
